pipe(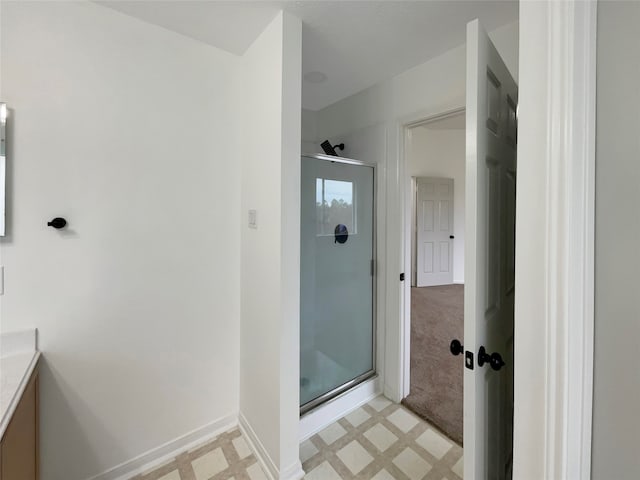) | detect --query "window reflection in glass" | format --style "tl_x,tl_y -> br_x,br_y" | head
316,178 -> 355,235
